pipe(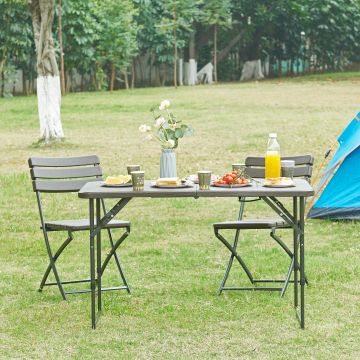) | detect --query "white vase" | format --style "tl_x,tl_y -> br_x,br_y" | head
160,149 -> 177,178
